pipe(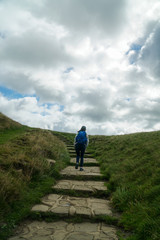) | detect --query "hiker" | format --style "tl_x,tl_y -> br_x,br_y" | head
74,126 -> 89,171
